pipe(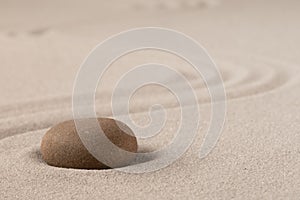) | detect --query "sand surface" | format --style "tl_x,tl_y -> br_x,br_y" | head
0,0 -> 300,199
